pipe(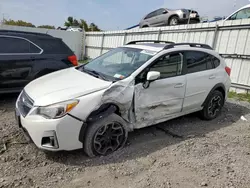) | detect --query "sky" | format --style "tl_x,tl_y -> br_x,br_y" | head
0,0 -> 249,30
